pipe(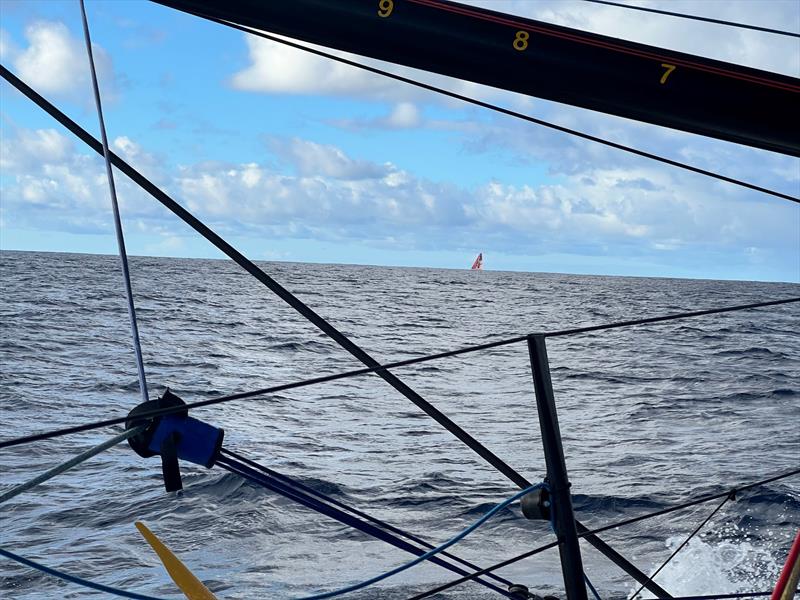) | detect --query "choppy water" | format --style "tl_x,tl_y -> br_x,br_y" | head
1,250 -> 798,599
